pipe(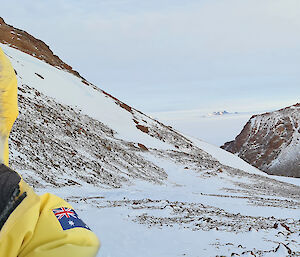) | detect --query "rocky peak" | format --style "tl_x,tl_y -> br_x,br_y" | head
0,17 -> 84,80
221,103 -> 300,177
